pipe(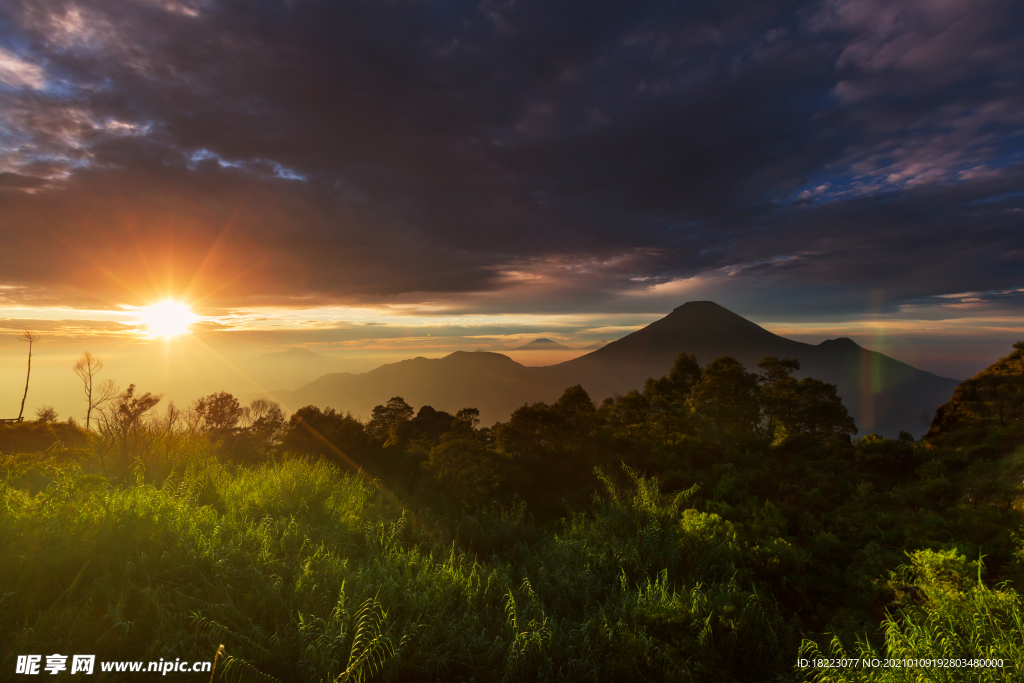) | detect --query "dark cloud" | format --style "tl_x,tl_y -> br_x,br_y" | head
0,0 -> 1021,315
